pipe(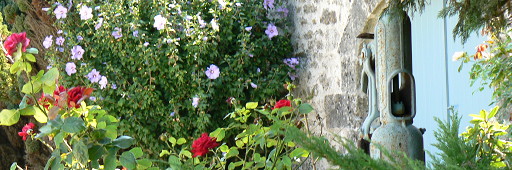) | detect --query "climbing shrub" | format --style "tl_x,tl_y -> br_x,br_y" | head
43,0 -> 297,157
